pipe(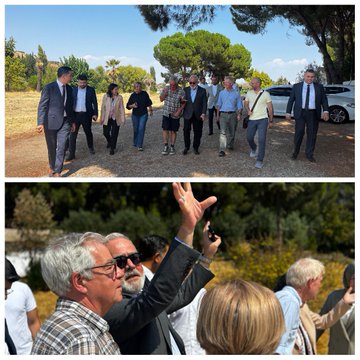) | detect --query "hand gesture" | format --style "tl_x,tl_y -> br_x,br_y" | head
201,221 -> 221,260
173,183 -> 217,246
342,286 -> 355,305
